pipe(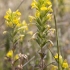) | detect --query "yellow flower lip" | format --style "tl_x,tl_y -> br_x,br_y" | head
41,7 -> 48,11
